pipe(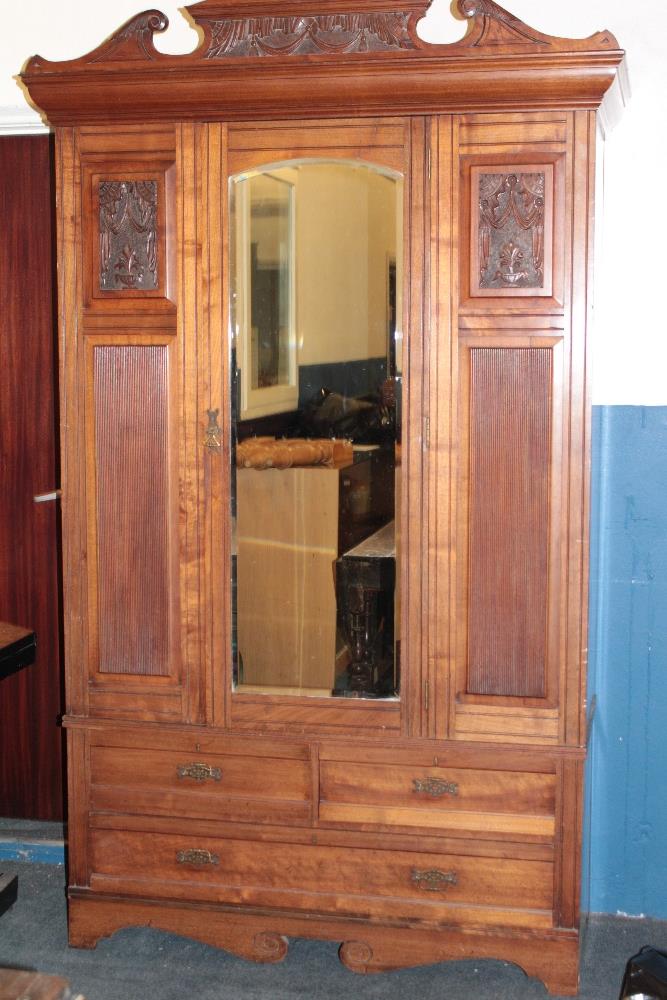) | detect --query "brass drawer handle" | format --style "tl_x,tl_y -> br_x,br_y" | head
177,762 -> 222,782
176,849 -> 219,867
412,777 -> 458,797
411,869 -> 458,892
